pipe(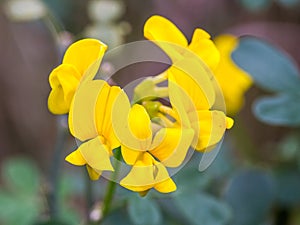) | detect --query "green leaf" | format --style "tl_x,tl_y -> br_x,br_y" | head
0,191 -> 41,225
274,169 -> 300,207
2,157 -> 40,194
174,192 -> 232,225
253,94 -> 300,126
127,195 -> 162,225
224,169 -> 275,225
232,37 -> 300,93
239,0 -> 272,11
